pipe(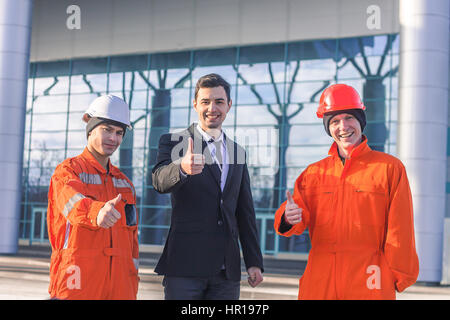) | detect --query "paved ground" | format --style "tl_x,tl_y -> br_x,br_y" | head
1,249 -> 450,300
